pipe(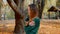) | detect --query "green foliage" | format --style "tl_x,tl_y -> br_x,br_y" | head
6,10 -> 15,19
56,0 -> 60,7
